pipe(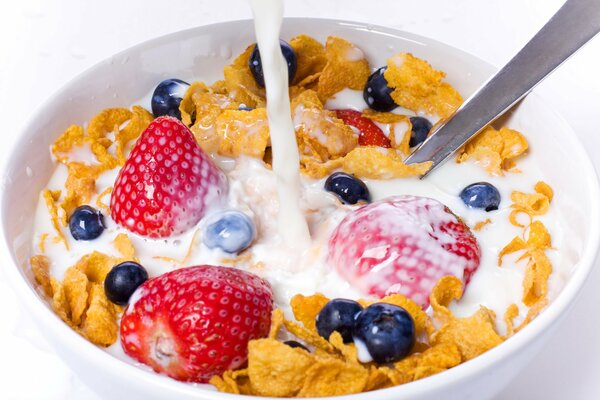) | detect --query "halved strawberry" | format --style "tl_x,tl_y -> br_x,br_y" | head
110,116 -> 227,238
120,265 -> 273,383
328,195 -> 480,309
333,109 -> 392,148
